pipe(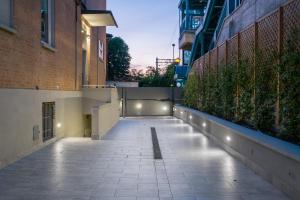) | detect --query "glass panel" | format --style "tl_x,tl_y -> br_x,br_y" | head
41,0 -> 49,43
50,0 -> 55,46
183,51 -> 191,65
0,0 -> 11,26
